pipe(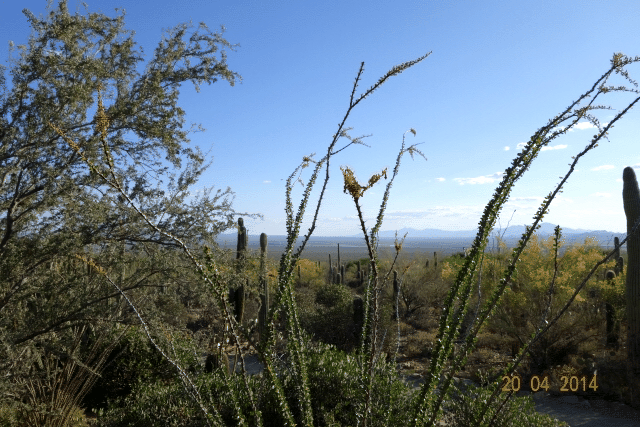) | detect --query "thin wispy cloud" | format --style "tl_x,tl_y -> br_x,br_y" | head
510,196 -> 543,202
592,192 -> 611,198
590,165 -> 614,171
541,144 -> 568,151
436,177 -> 445,182
263,180 -> 271,183
574,122 -> 597,130
504,146 -> 510,151
454,172 -> 504,185
385,206 -> 486,221
515,142 -> 567,151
